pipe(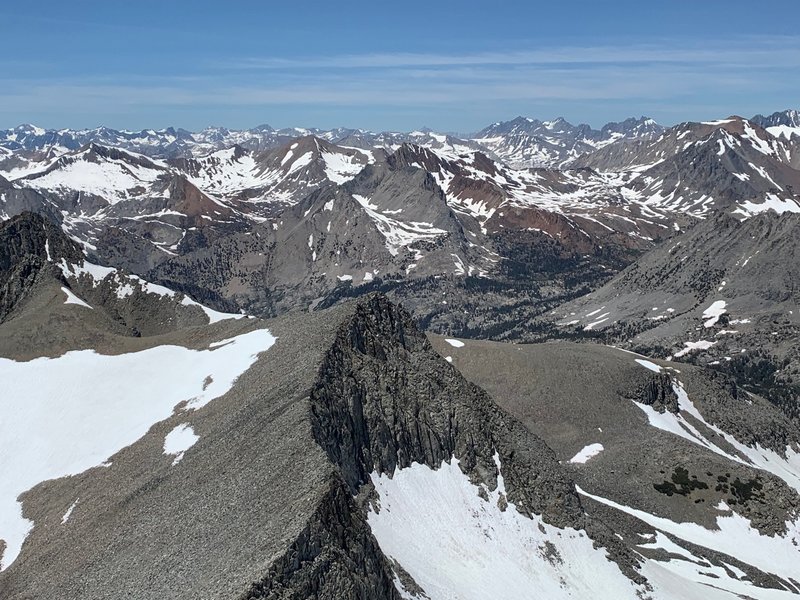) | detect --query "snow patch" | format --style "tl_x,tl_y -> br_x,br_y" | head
702,300 -> 727,328
674,340 -> 716,358
735,194 -> 800,216
60,499 -> 78,524
163,423 -> 199,465
61,287 -> 92,309
635,359 -> 662,373
569,443 -> 604,464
